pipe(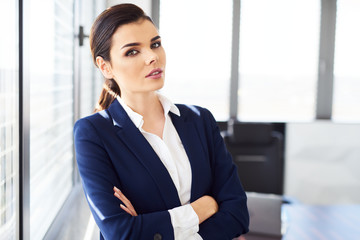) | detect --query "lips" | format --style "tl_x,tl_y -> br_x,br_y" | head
146,68 -> 163,79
